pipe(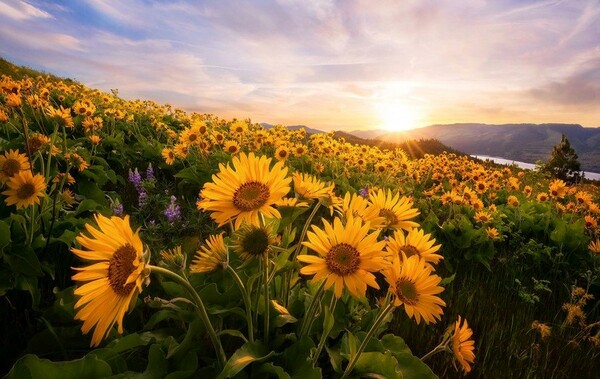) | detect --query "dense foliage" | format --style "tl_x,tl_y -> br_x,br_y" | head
1,63 -> 599,378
